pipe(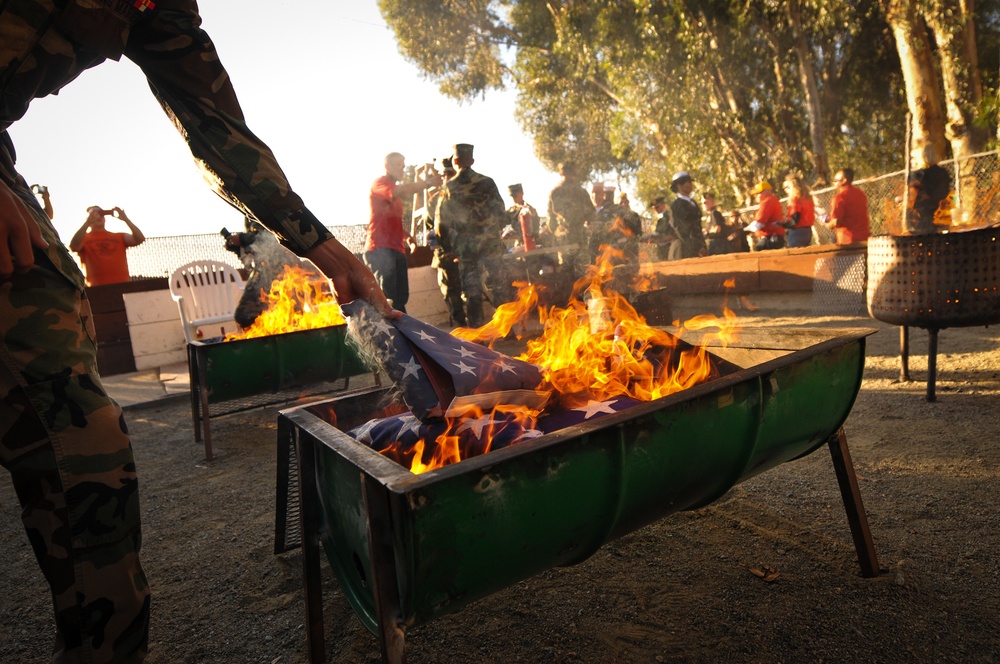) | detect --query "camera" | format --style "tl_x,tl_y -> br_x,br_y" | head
31,184 -> 48,195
